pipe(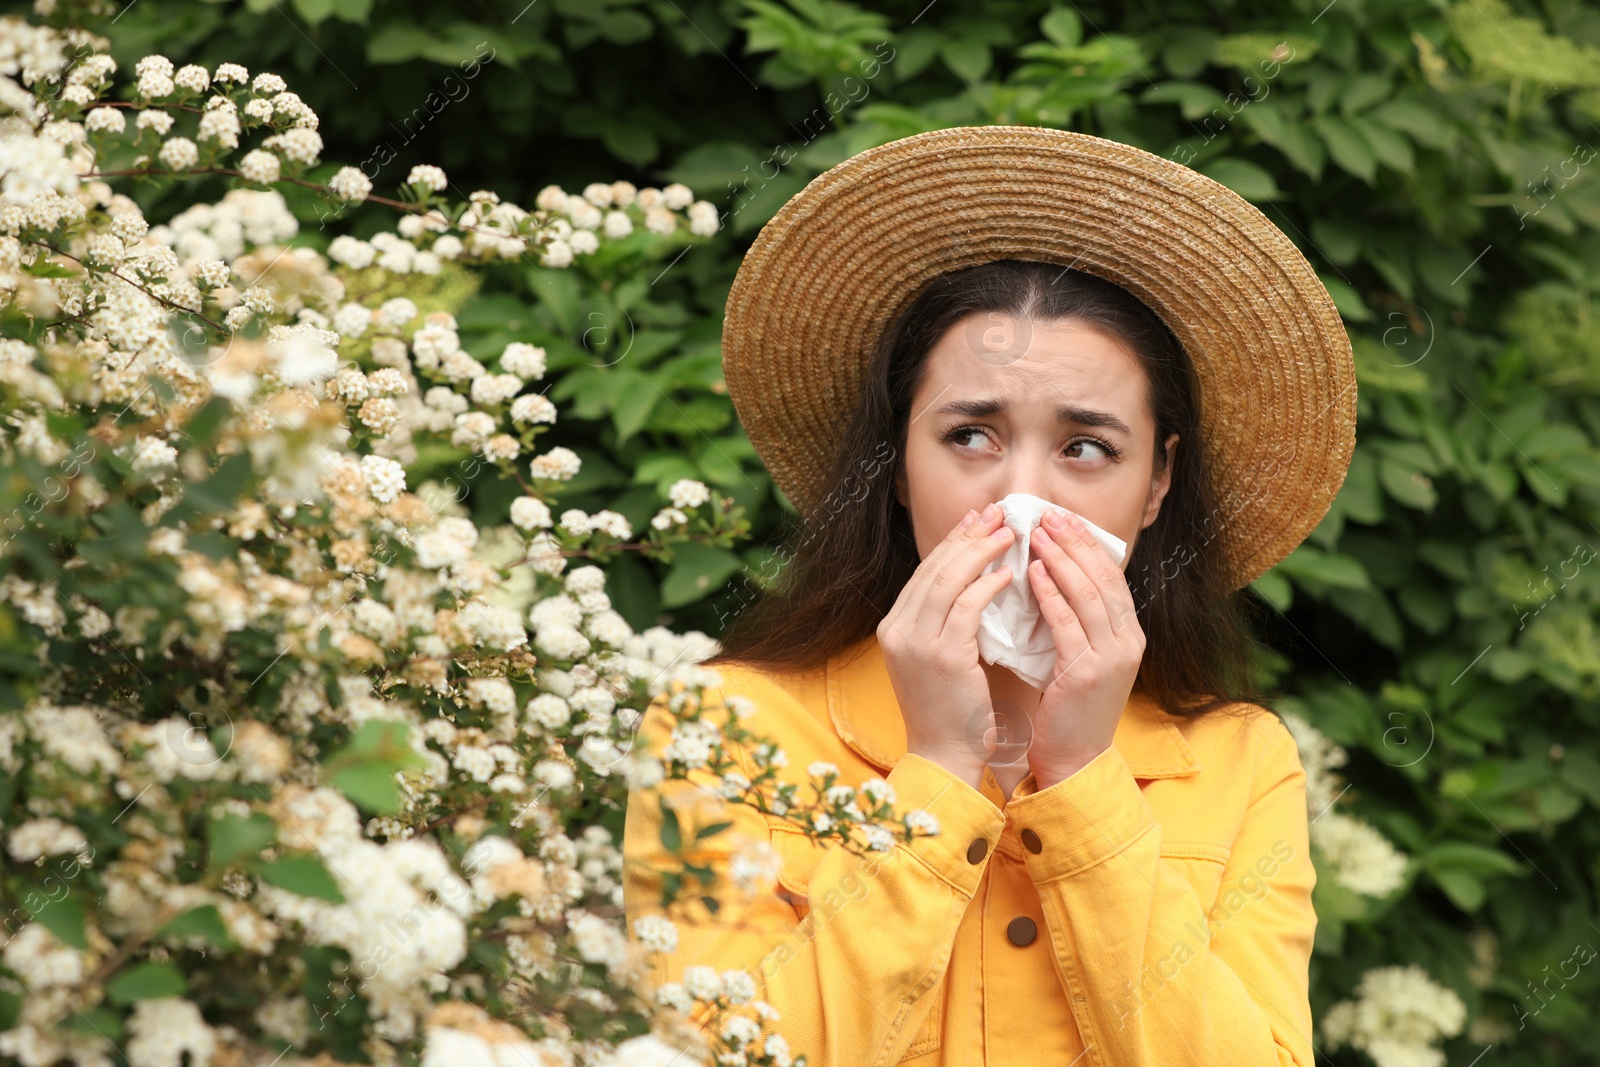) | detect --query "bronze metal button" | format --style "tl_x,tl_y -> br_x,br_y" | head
1007,916 -> 1037,946
1021,828 -> 1042,853
966,838 -> 988,864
